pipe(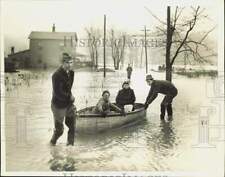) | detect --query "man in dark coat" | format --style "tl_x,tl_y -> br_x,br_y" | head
144,74 -> 178,120
116,81 -> 136,110
126,64 -> 133,79
50,53 -> 76,146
